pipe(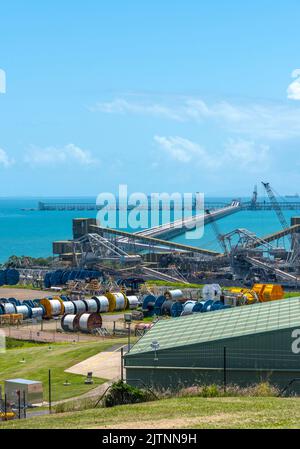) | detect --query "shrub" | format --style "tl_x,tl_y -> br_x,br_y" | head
177,382 -> 279,398
103,381 -> 152,407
